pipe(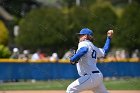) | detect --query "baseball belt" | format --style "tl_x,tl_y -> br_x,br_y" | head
84,71 -> 100,76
